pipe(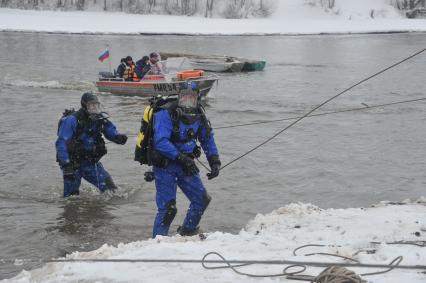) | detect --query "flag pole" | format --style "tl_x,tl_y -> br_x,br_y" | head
107,44 -> 112,75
